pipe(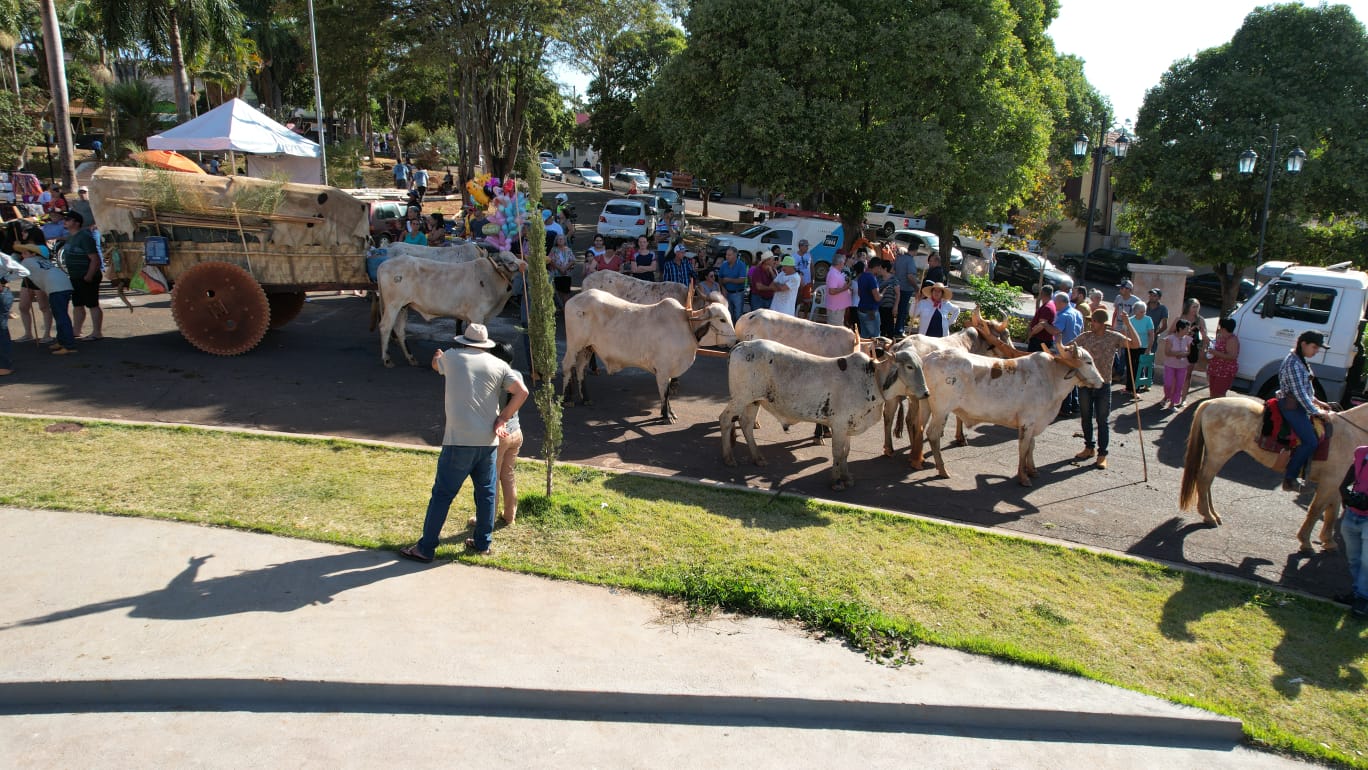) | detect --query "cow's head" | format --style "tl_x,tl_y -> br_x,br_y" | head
969,309 -> 1024,359
1053,343 -> 1104,388
688,299 -> 740,349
